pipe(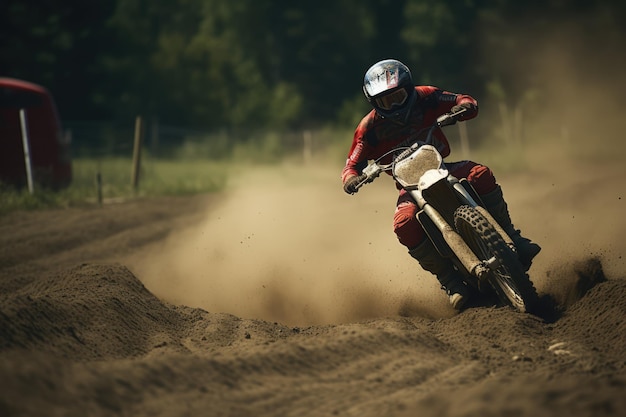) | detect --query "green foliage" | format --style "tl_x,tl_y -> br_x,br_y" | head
2,1 -> 625,149
0,157 -> 227,215
336,94 -> 372,128
0,183 -> 61,214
